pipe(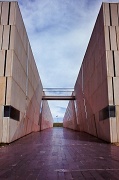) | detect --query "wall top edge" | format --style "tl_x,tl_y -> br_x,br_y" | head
0,0 -> 18,3
102,2 -> 119,4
